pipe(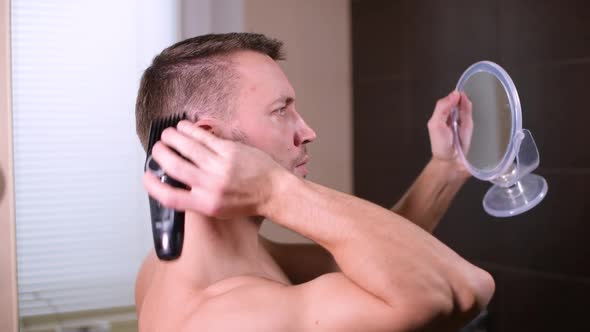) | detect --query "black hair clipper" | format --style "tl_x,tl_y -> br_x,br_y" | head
145,113 -> 188,260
